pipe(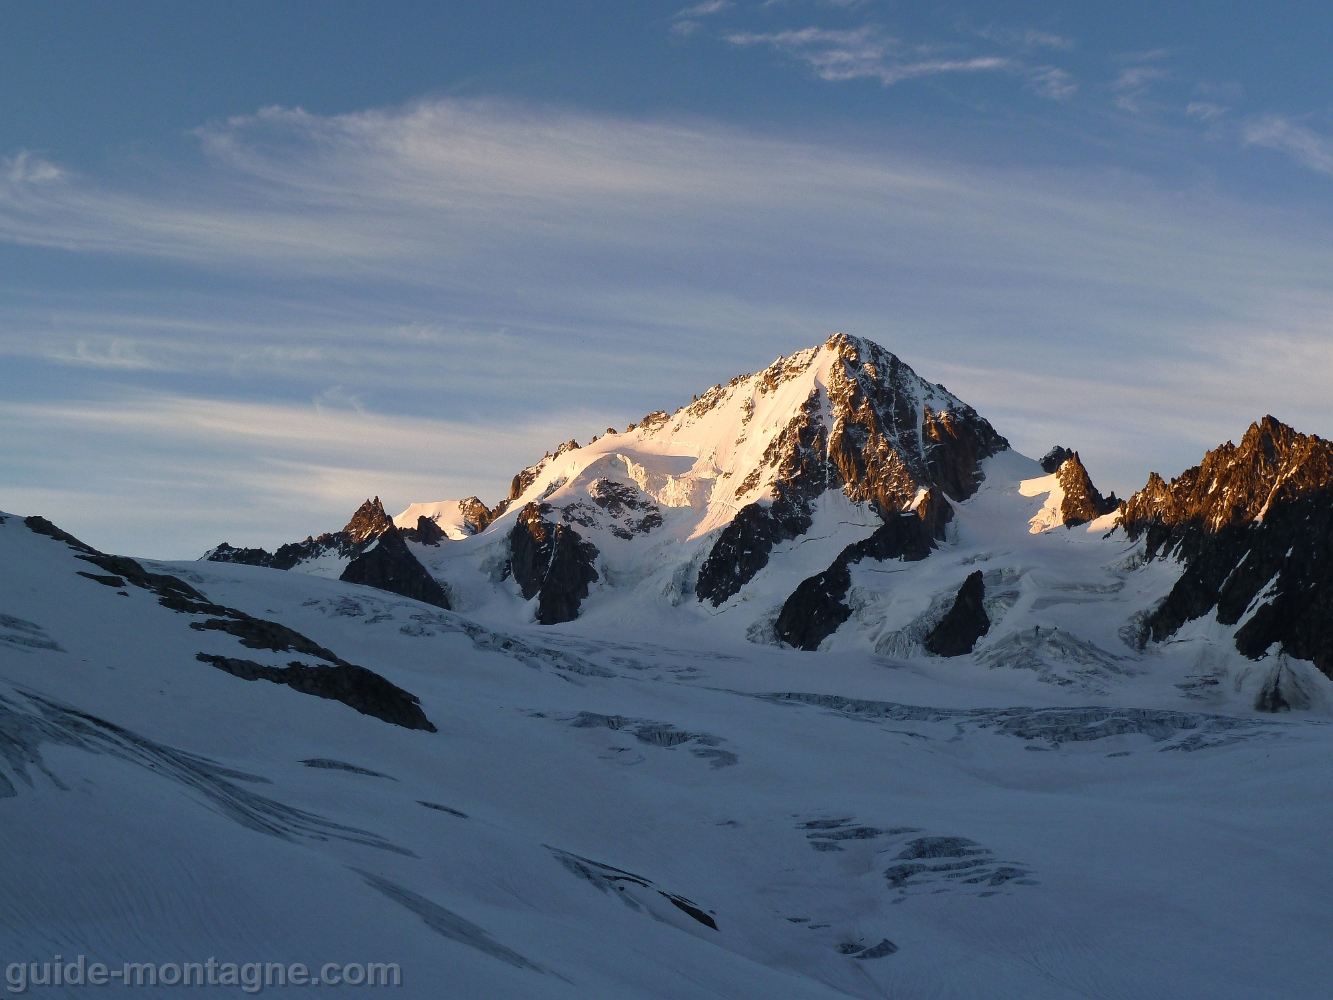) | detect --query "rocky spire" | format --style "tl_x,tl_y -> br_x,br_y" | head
343,497 -> 394,545
1054,453 -> 1119,527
